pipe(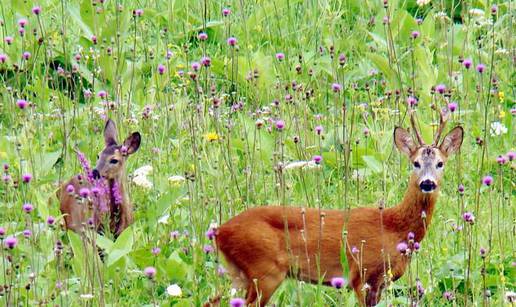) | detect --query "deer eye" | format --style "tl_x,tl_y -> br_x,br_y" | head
109,159 -> 119,164
413,161 -> 421,168
437,161 -> 444,168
